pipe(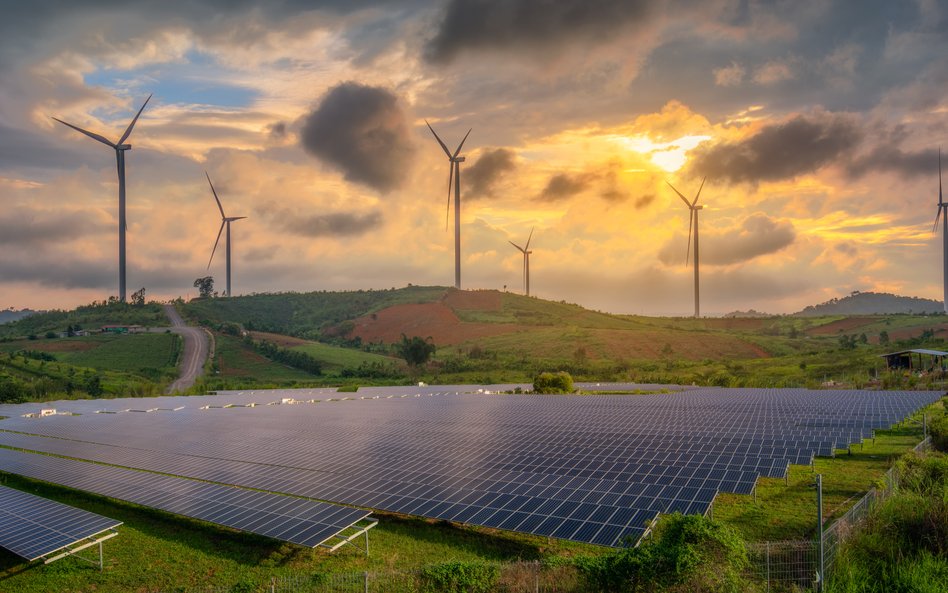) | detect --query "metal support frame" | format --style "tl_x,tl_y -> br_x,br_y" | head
319,518 -> 378,556
42,529 -> 118,571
